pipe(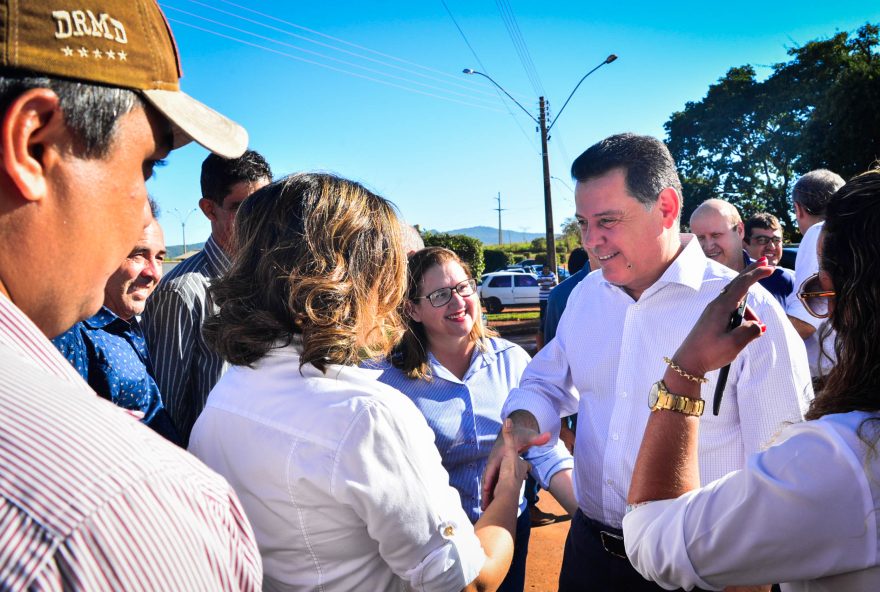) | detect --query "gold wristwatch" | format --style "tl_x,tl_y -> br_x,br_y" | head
648,380 -> 705,416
